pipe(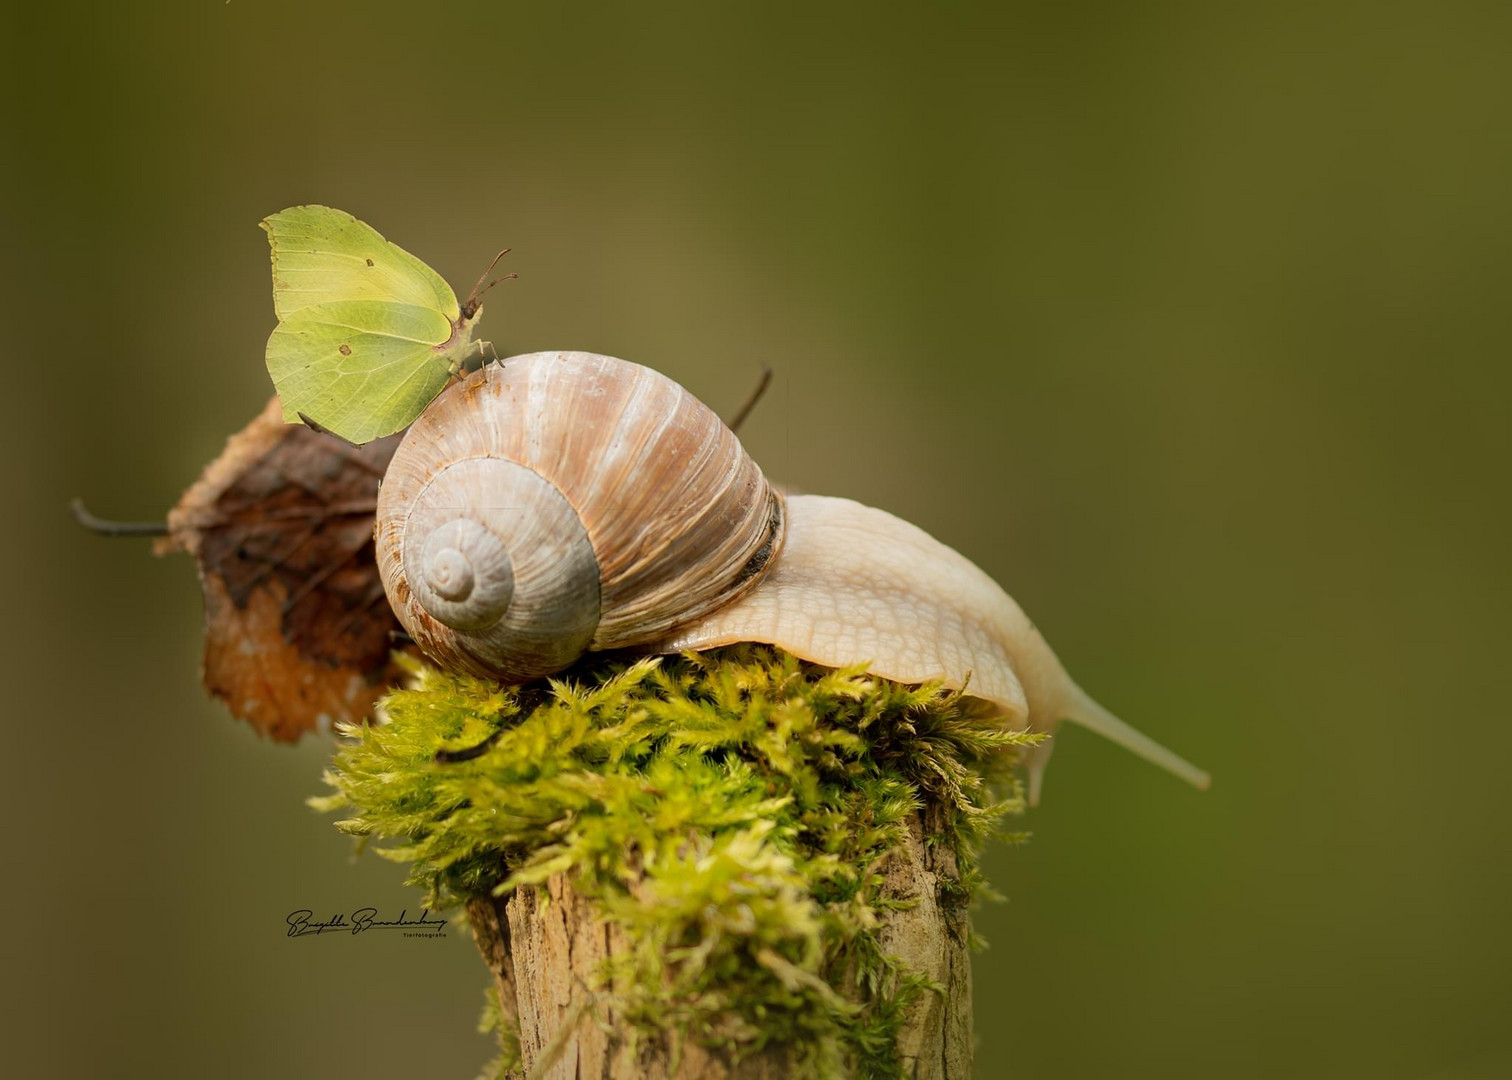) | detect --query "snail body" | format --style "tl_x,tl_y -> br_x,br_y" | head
654,493 -> 1210,802
374,351 -> 1209,801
